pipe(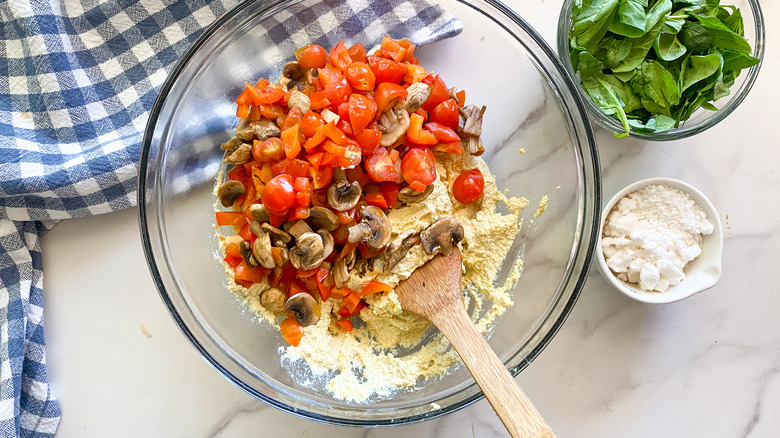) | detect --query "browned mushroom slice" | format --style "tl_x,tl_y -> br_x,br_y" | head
251,232 -> 276,269
285,292 -> 320,326
260,222 -> 292,245
347,206 -> 392,251
287,89 -> 311,115
421,217 -> 464,256
287,220 -> 313,239
221,136 -> 240,152
251,118 -> 281,140
282,61 -> 307,81
247,204 -> 270,223
327,179 -> 361,211
397,184 -> 433,204
458,105 -> 486,137
289,231 -> 326,270
317,229 -> 335,260
259,287 -> 287,314
224,142 -> 252,164
383,230 -> 421,272
308,206 -> 339,231
333,245 -> 356,287
395,82 -> 430,112
378,108 -> 410,147
238,240 -> 260,268
235,118 -> 255,141
217,180 -> 245,207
